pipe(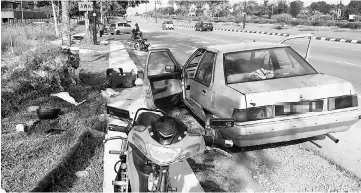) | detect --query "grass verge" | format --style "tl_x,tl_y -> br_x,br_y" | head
45,136 -> 105,192
1,27 -> 110,191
